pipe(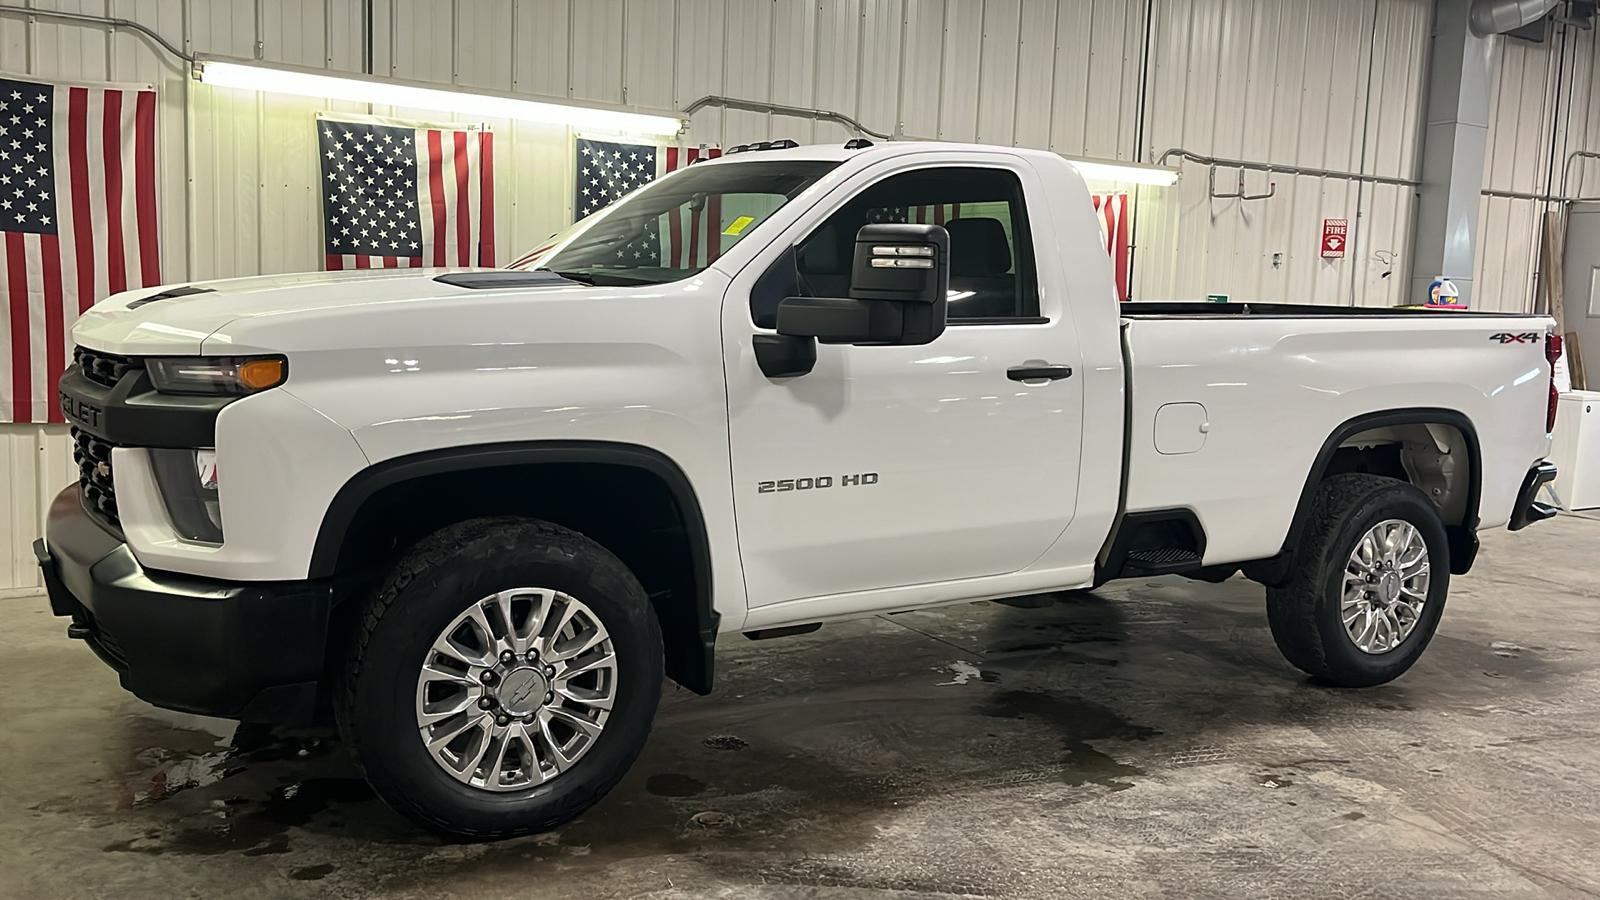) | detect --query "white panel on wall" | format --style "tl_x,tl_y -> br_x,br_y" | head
569,0 -> 623,104
456,0 -> 514,91
676,0 -> 726,144
718,0 -> 770,143
511,0 -> 570,96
